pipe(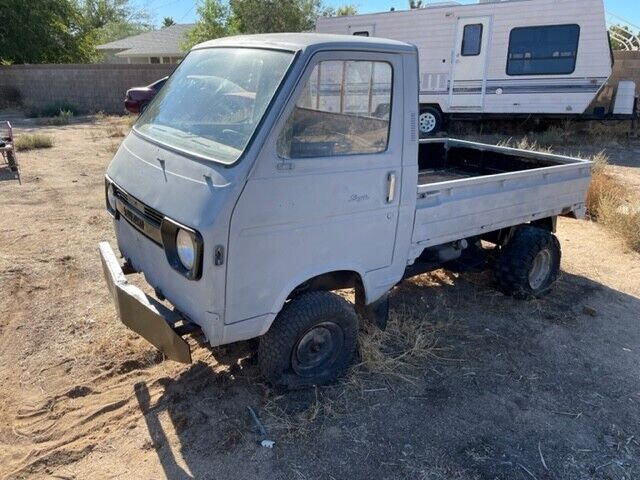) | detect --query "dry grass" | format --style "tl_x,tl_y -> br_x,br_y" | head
14,133 -> 54,151
497,136 -> 553,153
587,152 -> 640,252
495,138 -> 640,252
263,387 -> 343,438
106,125 -> 126,138
355,305 -> 455,382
